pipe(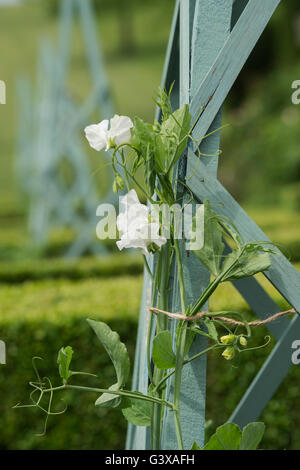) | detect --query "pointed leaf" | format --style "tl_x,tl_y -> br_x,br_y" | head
204,423 -> 242,450
95,383 -> 121,409
192,200 -> 225,276
57,346 -> 73,383
145,143 -> 156,196
161,104 -> 192,171
239,422 -> 265,450
215,423 -> 242,450
222,250 -> 271,282
87,319 -> 130,388
203,433 -> 225,450
191,441 -> 201,450
203,318 -> 219,342
152,330 -> 176,369
122,398 -> 152,426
